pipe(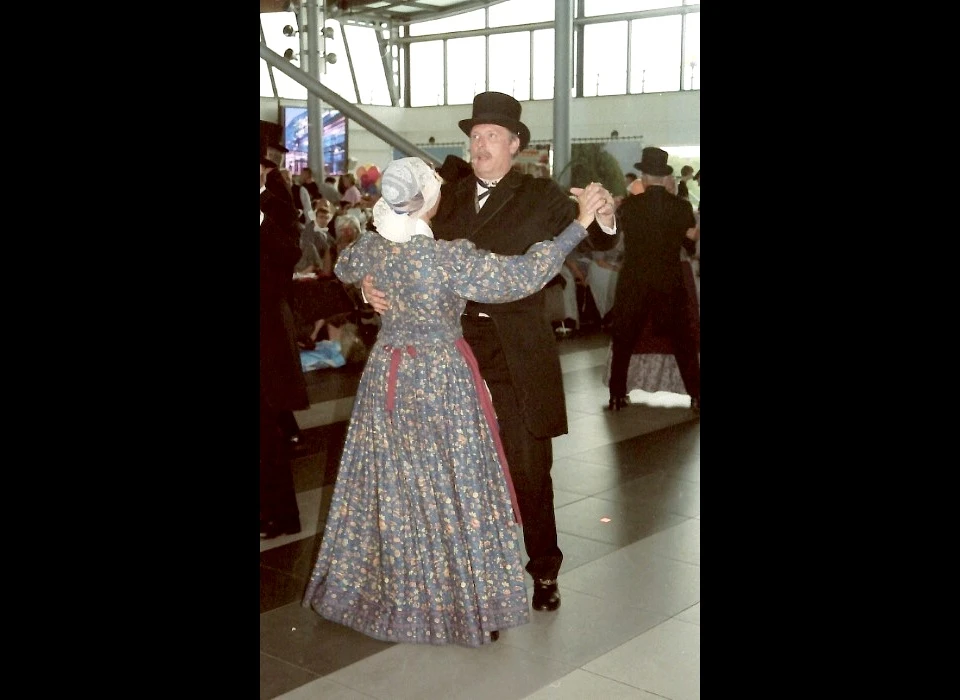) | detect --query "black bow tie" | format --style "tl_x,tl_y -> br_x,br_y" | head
477,178 -> 498,205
